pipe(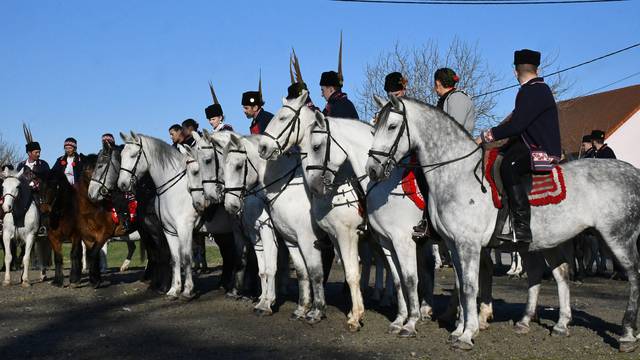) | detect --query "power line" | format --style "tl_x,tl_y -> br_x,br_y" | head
333,0 -> 627,5
582,70 -> 640,96
472,42 -> 640,98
